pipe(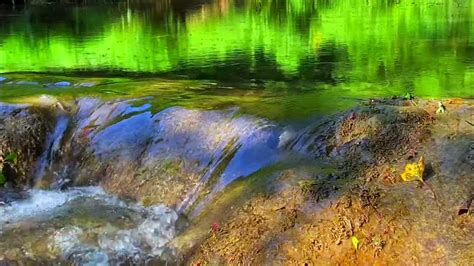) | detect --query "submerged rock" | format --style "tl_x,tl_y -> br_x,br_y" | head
15,81 -> 40,86
53,81 -> 71,87
0,187 -> 28,204
76,82 -> 96,88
